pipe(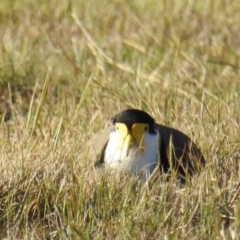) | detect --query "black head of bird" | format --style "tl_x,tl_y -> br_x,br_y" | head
112,109 -> 155,154
94,109 -> 205,182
